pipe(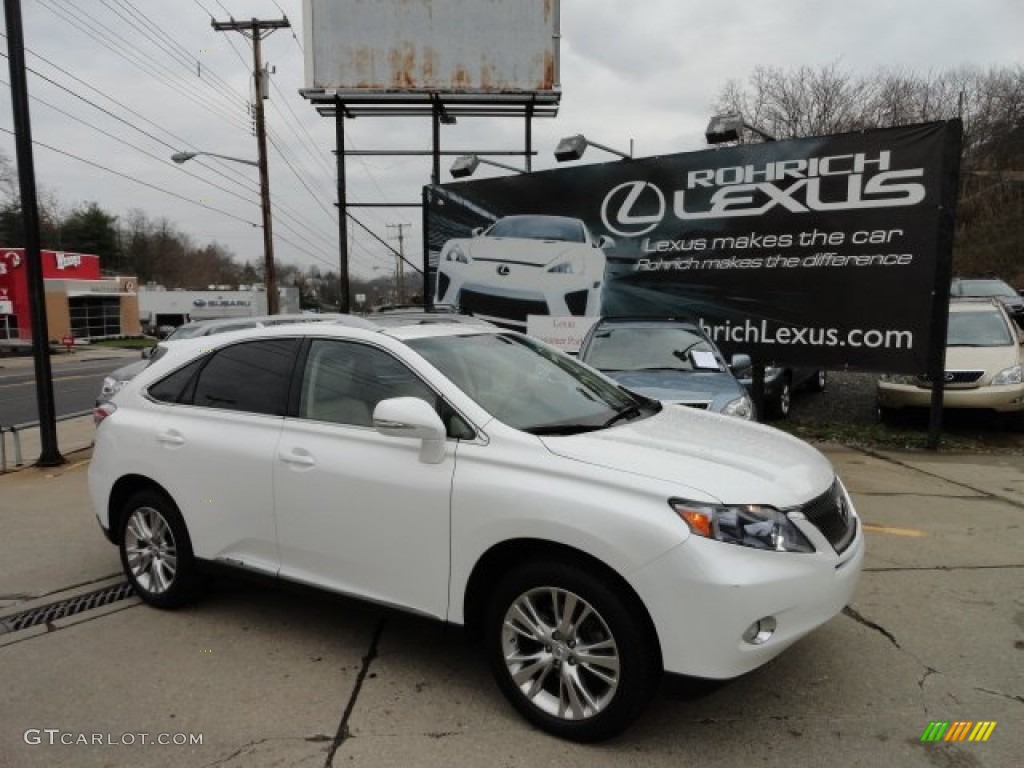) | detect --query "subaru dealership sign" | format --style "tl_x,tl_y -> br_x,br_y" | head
425,121 -> 961,373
